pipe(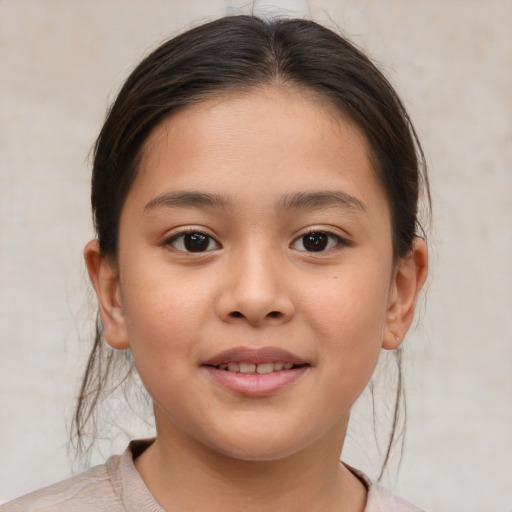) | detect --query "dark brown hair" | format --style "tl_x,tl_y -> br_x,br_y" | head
74,15 -> 430,478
